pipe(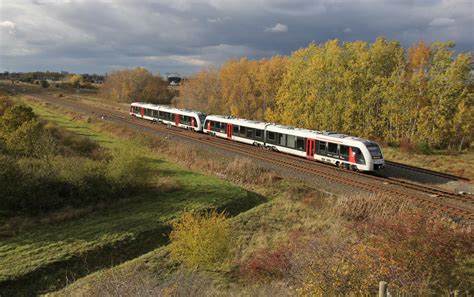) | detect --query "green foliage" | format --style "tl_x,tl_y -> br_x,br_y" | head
0,100 -> 148,214
106,147 -> 148,194
41,80 -> 49,88
169,210 -> 232,270
0,104 -> 36,134
4,119 -> 57,158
